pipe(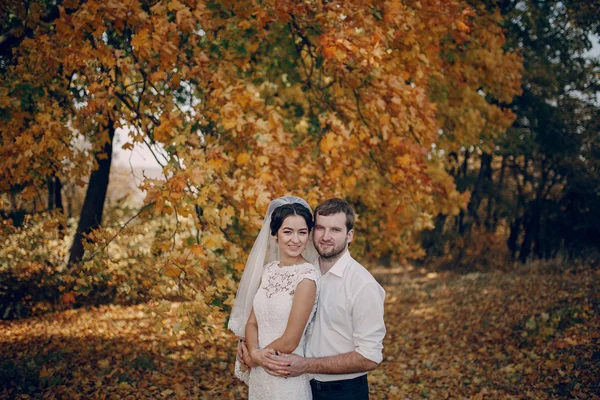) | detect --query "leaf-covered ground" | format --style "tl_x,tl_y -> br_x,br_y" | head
1,262 -> 598,399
